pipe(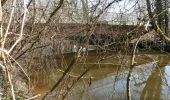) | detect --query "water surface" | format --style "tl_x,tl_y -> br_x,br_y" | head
31,52 -> 170,99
